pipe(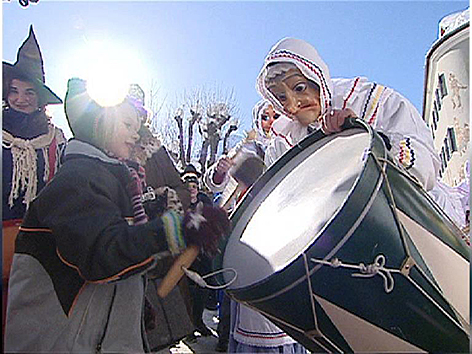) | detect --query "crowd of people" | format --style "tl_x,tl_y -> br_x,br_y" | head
2,26 -> 469,354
